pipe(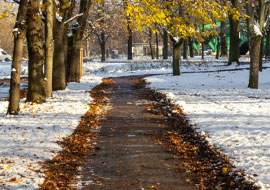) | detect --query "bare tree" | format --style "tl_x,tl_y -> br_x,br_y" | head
87,0 -> 124,61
